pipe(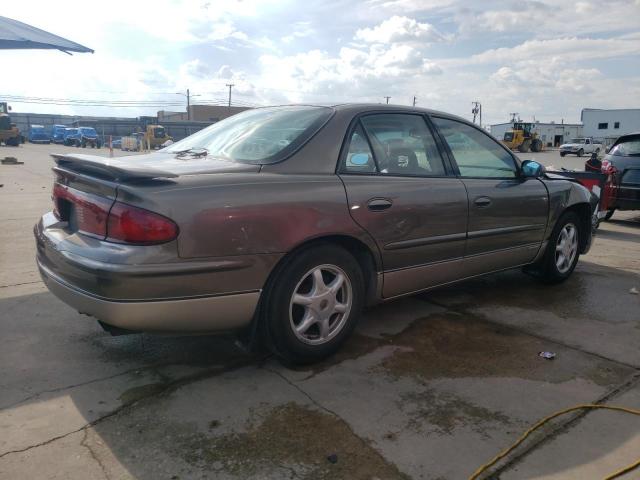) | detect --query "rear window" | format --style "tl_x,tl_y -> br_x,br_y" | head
164,106 -> 333,164
610,139 -> 640,157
